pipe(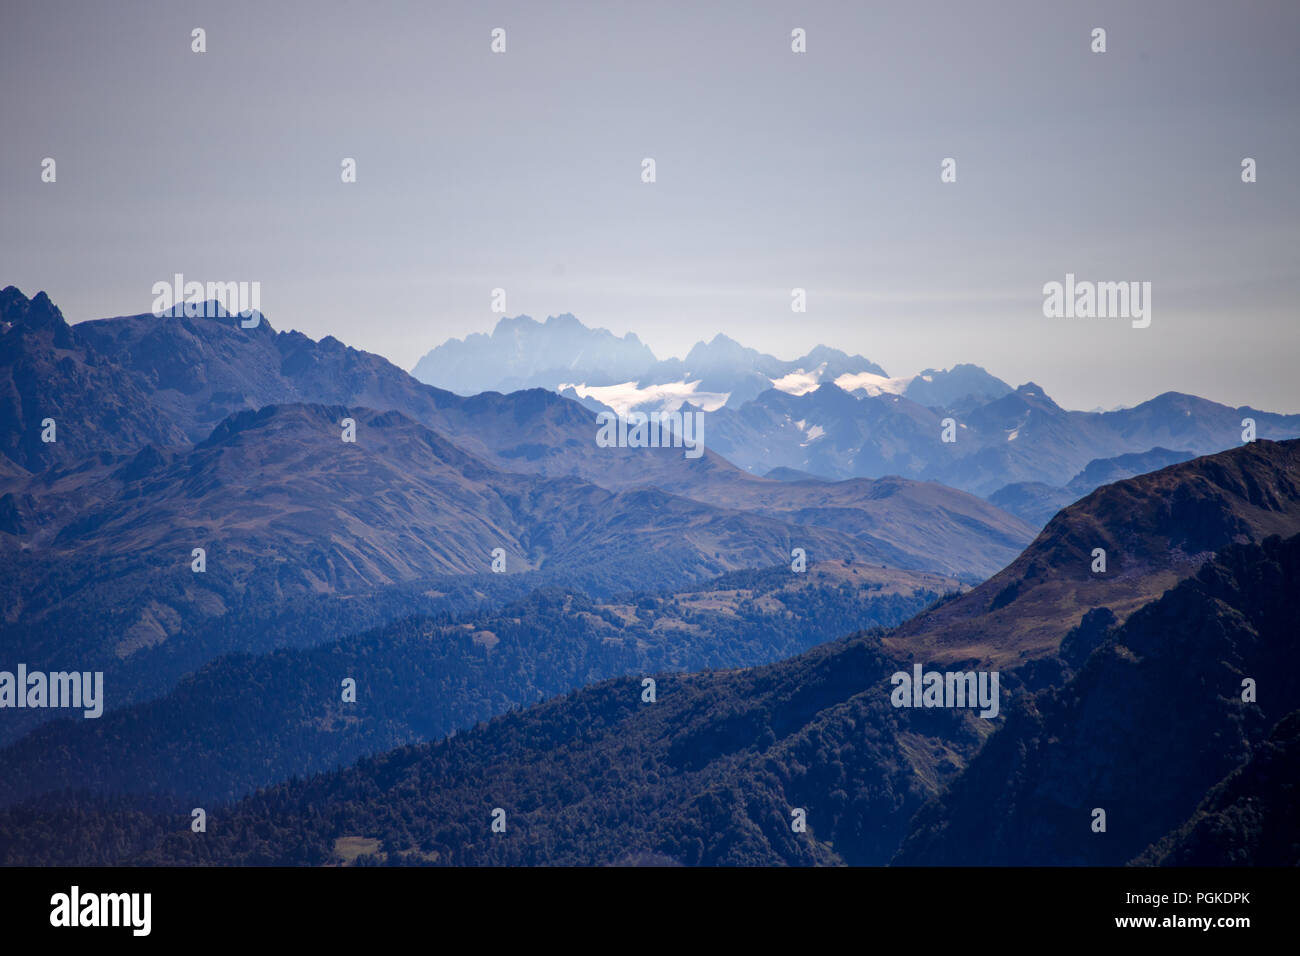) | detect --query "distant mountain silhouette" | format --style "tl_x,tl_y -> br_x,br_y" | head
411,316 -> 889,410
703,382 -> 1300,497
412,313 -> 660,396
407,312 -> 1300,498
989,447 -> 1197,527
